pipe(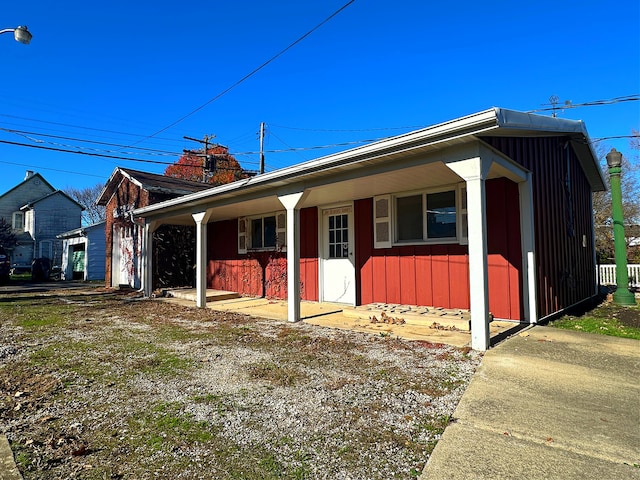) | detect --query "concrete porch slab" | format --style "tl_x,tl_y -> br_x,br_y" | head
160,290 -> 521,347
344,303 -> 471,331
164,288 -> 240,302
